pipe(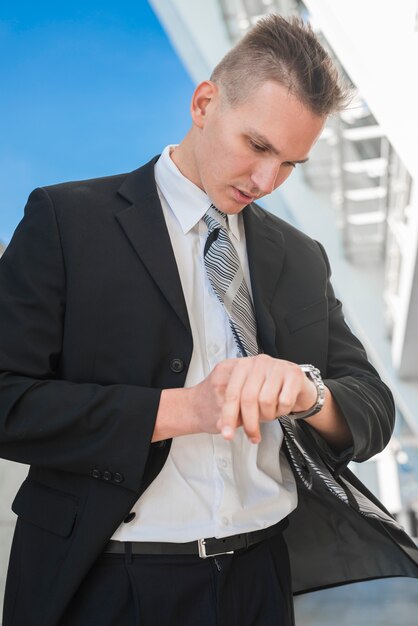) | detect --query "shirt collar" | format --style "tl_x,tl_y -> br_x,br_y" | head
154,145 -> 241,241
